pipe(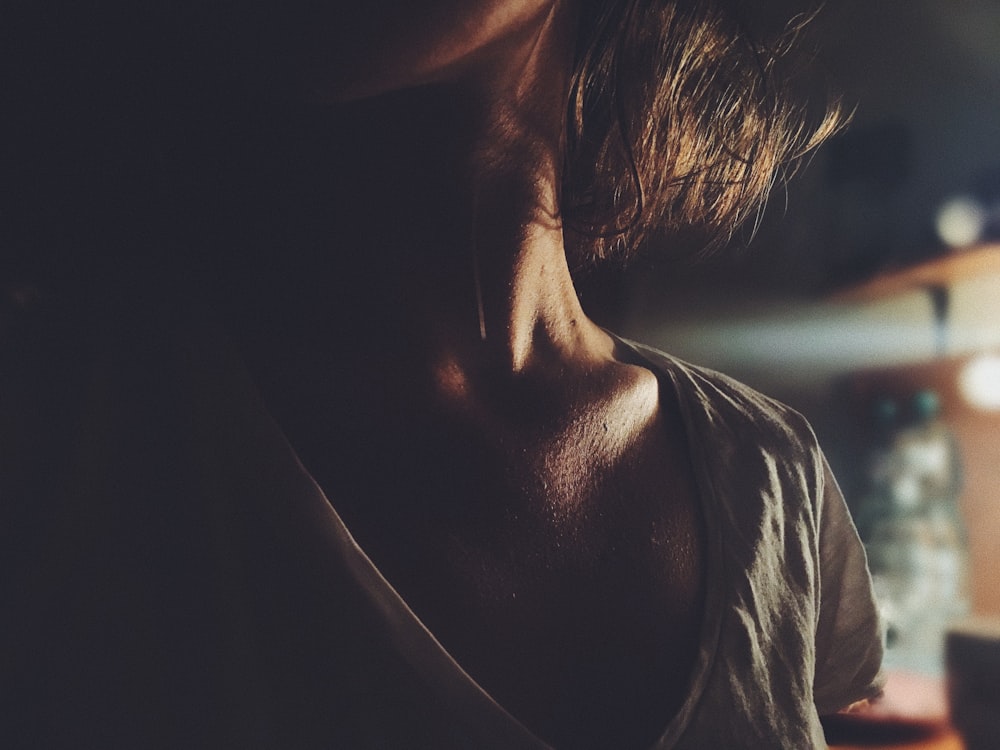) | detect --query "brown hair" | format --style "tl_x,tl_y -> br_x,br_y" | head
563,0 -> 844,265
